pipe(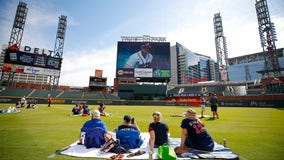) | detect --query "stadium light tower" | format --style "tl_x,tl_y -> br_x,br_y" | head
54,15 -> 67,58
50,15 -> 67,87
1,1 -> 28,85
255,0 -> 281,77
213,13 -> 229,82
8,1 -> 28,48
